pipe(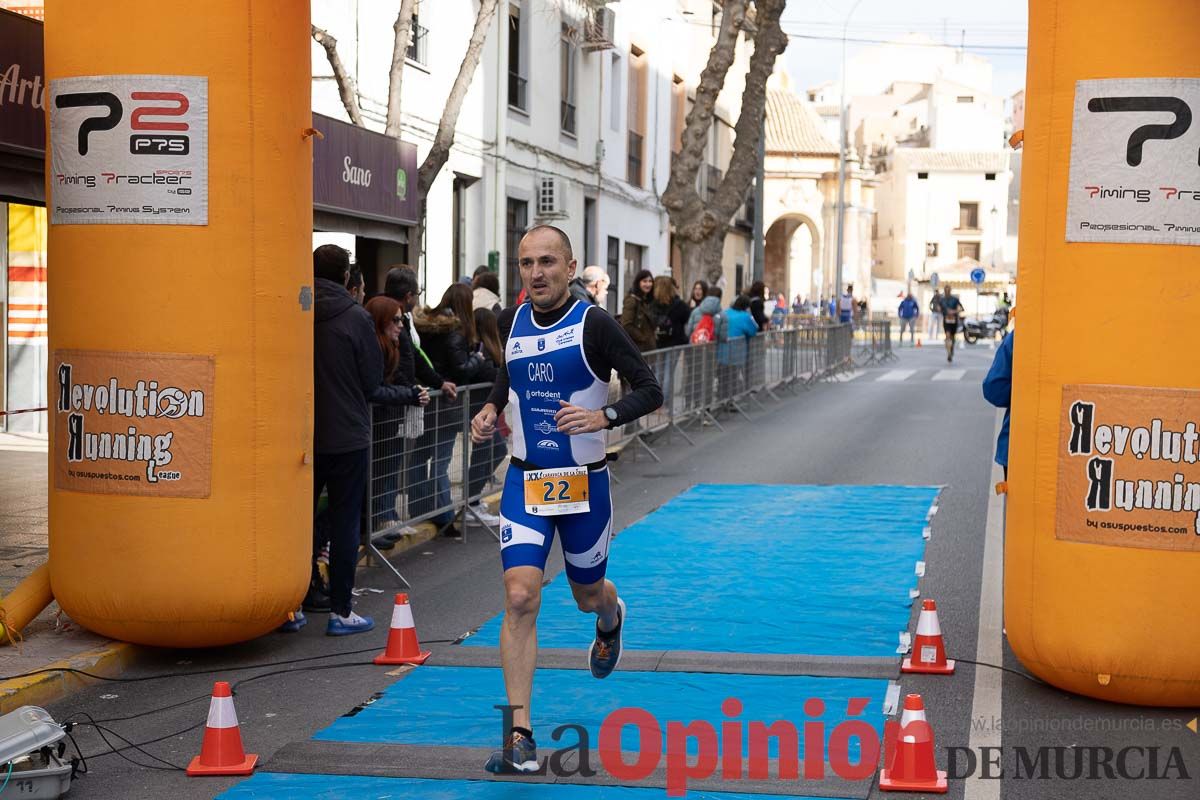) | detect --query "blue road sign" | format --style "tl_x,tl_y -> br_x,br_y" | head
970,267 -> 986,285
